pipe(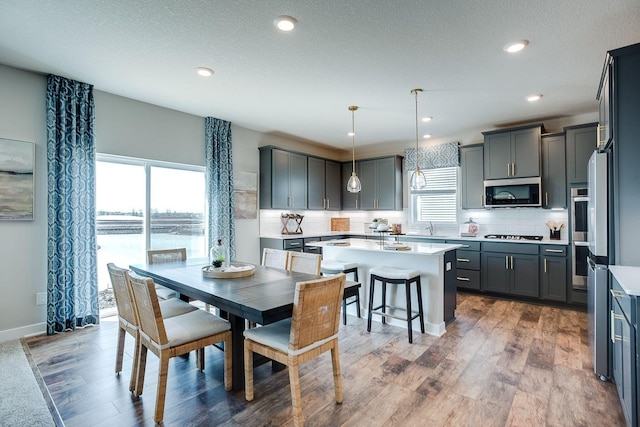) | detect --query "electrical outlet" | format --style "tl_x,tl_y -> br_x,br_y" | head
36,292 -> 46,305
